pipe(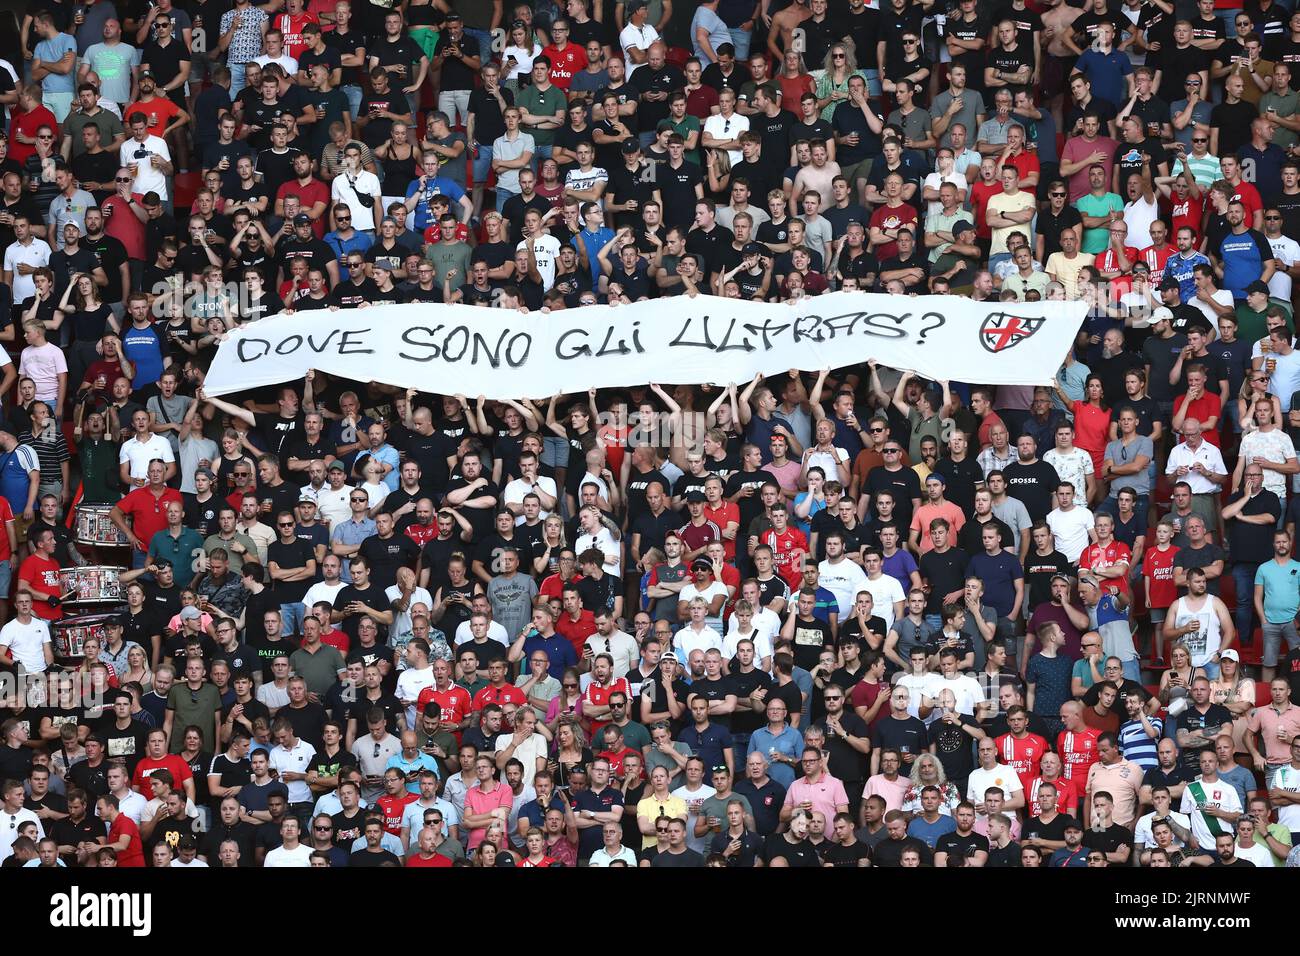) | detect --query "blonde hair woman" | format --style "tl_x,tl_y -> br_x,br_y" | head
815,40 -> 863,120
